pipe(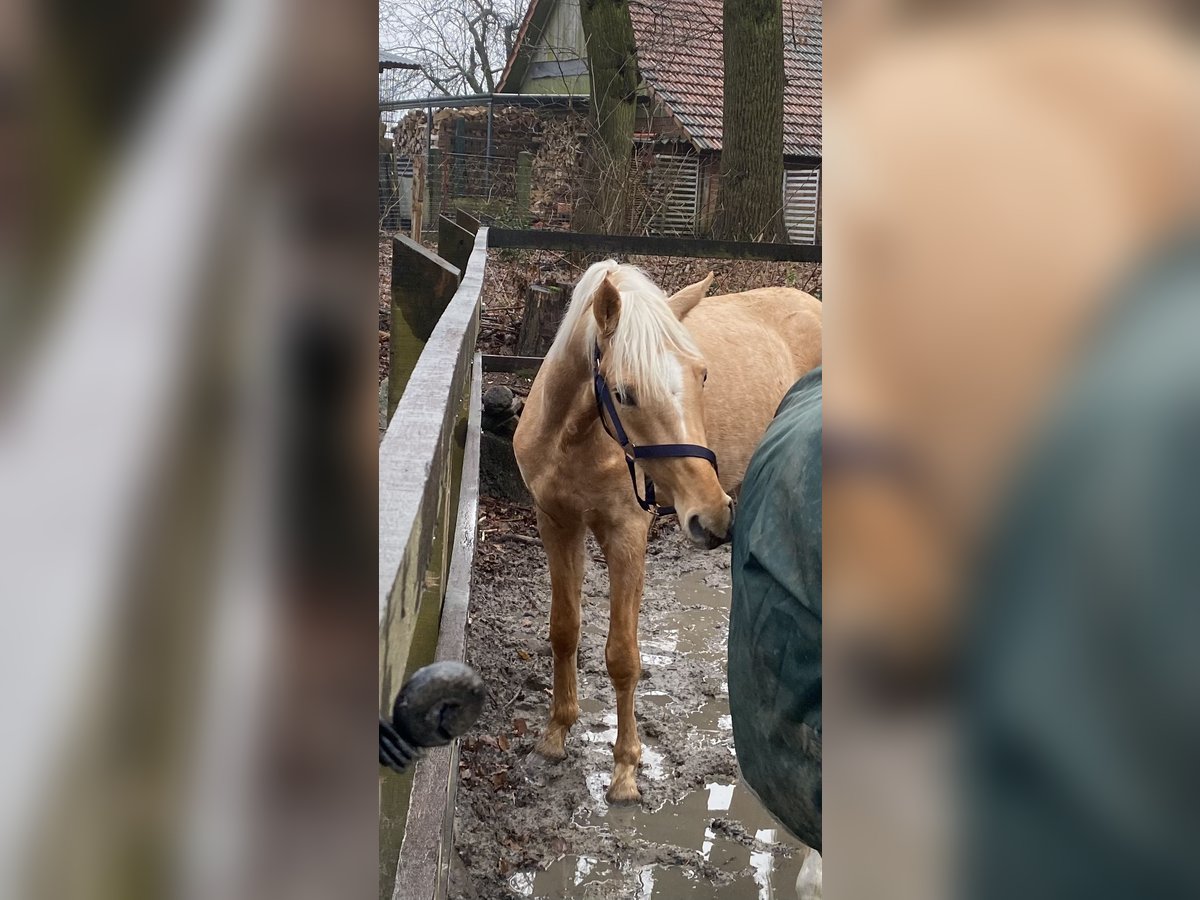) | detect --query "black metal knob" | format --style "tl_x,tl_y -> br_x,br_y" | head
391,660 -> 486,749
